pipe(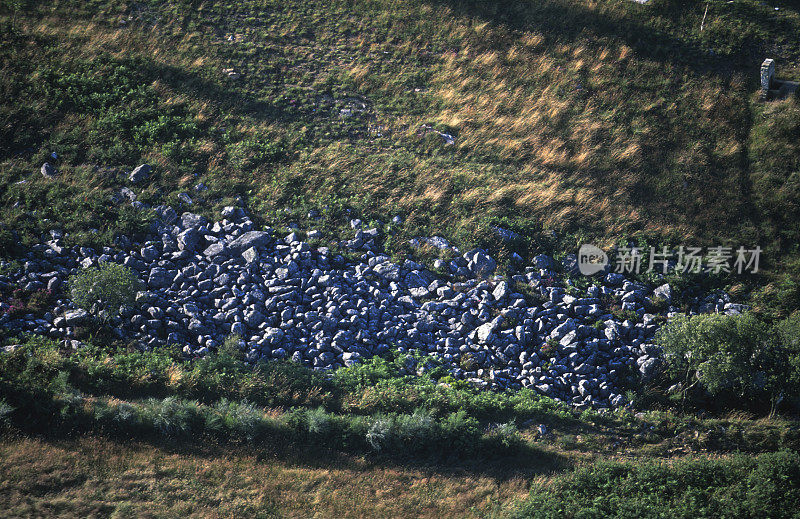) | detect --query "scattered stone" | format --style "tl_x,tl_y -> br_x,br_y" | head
120,187 -> 137,202
469,250 -> 496,277
223,68 -> 240,80
0,203 -> 741,409
177,228 -> 201,252
64,309 -> 90,326
761,58 -> 775,93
